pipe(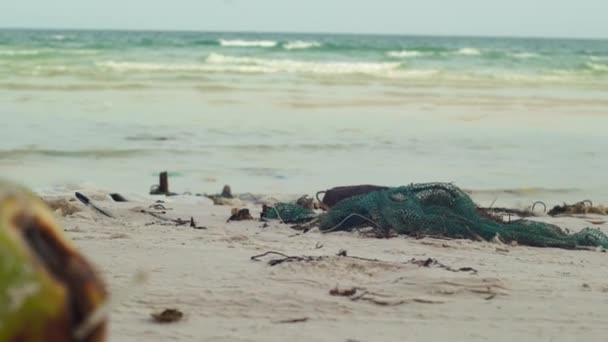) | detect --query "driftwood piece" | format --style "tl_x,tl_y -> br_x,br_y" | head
110,193 -> 128,202
159,172 -> 169,194
227,208 -> 253,222
150,171 -> 177,196
75,192 -> 114,218
206,185 -> 241,205
221,185 -> 233,198
316,185 -> 389,210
